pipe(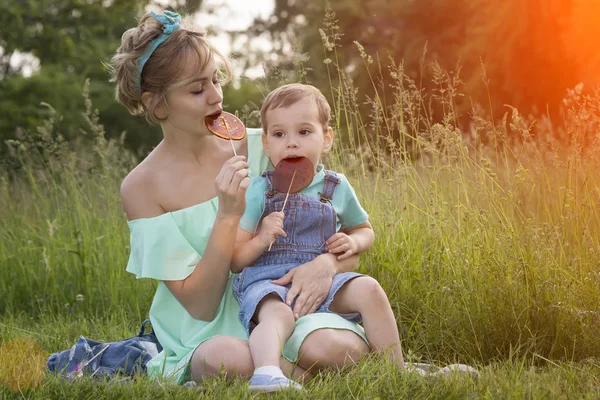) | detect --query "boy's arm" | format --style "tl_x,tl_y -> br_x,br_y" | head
231,211 -> 287,273
342,220 -> 375,252
326,174 -> 373,260
326,220 -> 374,260
231,228 -> 267,273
